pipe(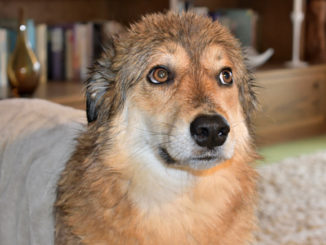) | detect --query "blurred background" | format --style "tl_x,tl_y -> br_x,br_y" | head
1,0 -> 326,157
